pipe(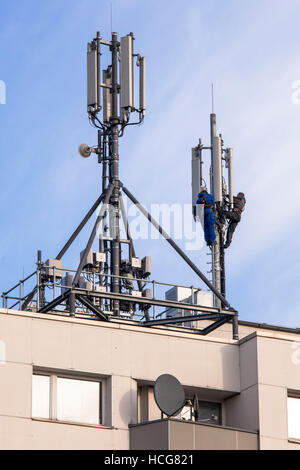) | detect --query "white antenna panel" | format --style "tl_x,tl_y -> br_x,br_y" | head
191,147 -> 202,208
212,136 -> 222,203
120,35 -> 134,110
87,43 -> 98,109
139,56 -> 146,113
103,69 -> 112,123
